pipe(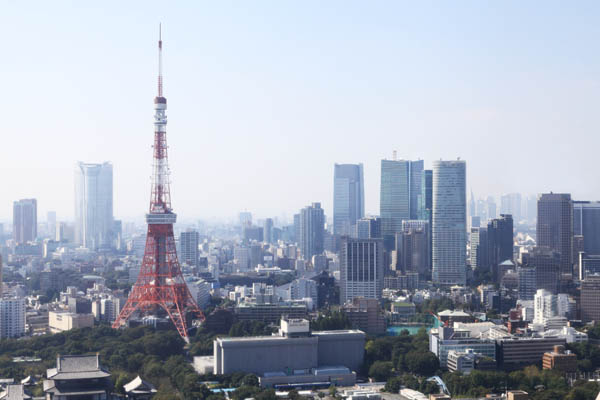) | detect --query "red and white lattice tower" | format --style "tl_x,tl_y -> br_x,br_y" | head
112,26 -> 204,342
